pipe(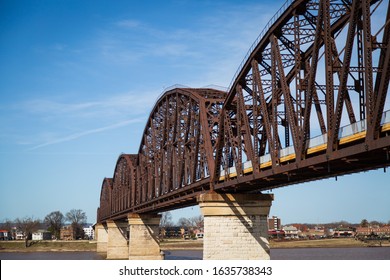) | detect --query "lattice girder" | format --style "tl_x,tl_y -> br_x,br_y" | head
214,0 -> 390,190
